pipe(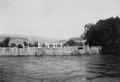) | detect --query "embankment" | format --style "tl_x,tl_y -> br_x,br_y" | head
0,47 -> 99,56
